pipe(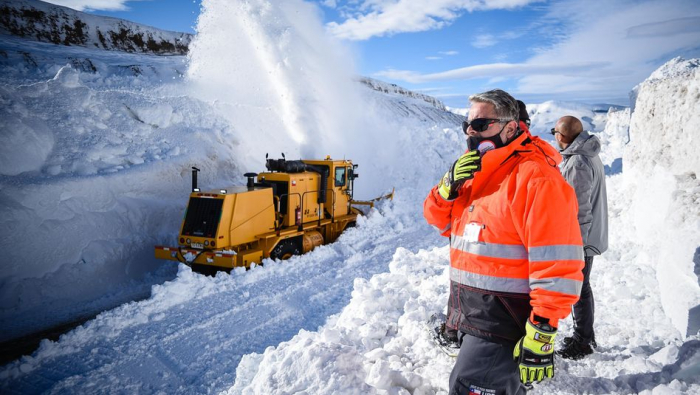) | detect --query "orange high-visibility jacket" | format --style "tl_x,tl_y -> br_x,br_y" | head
425,132 -> 584,343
